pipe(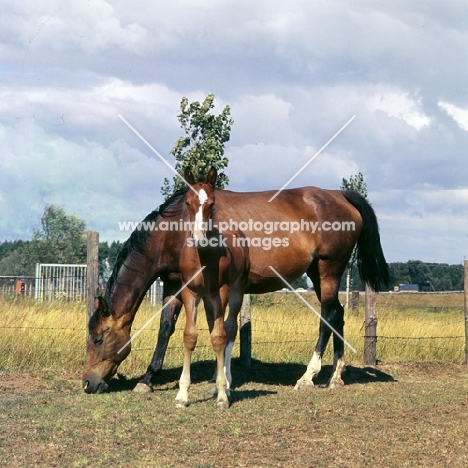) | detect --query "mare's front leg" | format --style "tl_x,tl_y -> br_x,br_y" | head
134,285 -> 183,393
176,290 -> 199,407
